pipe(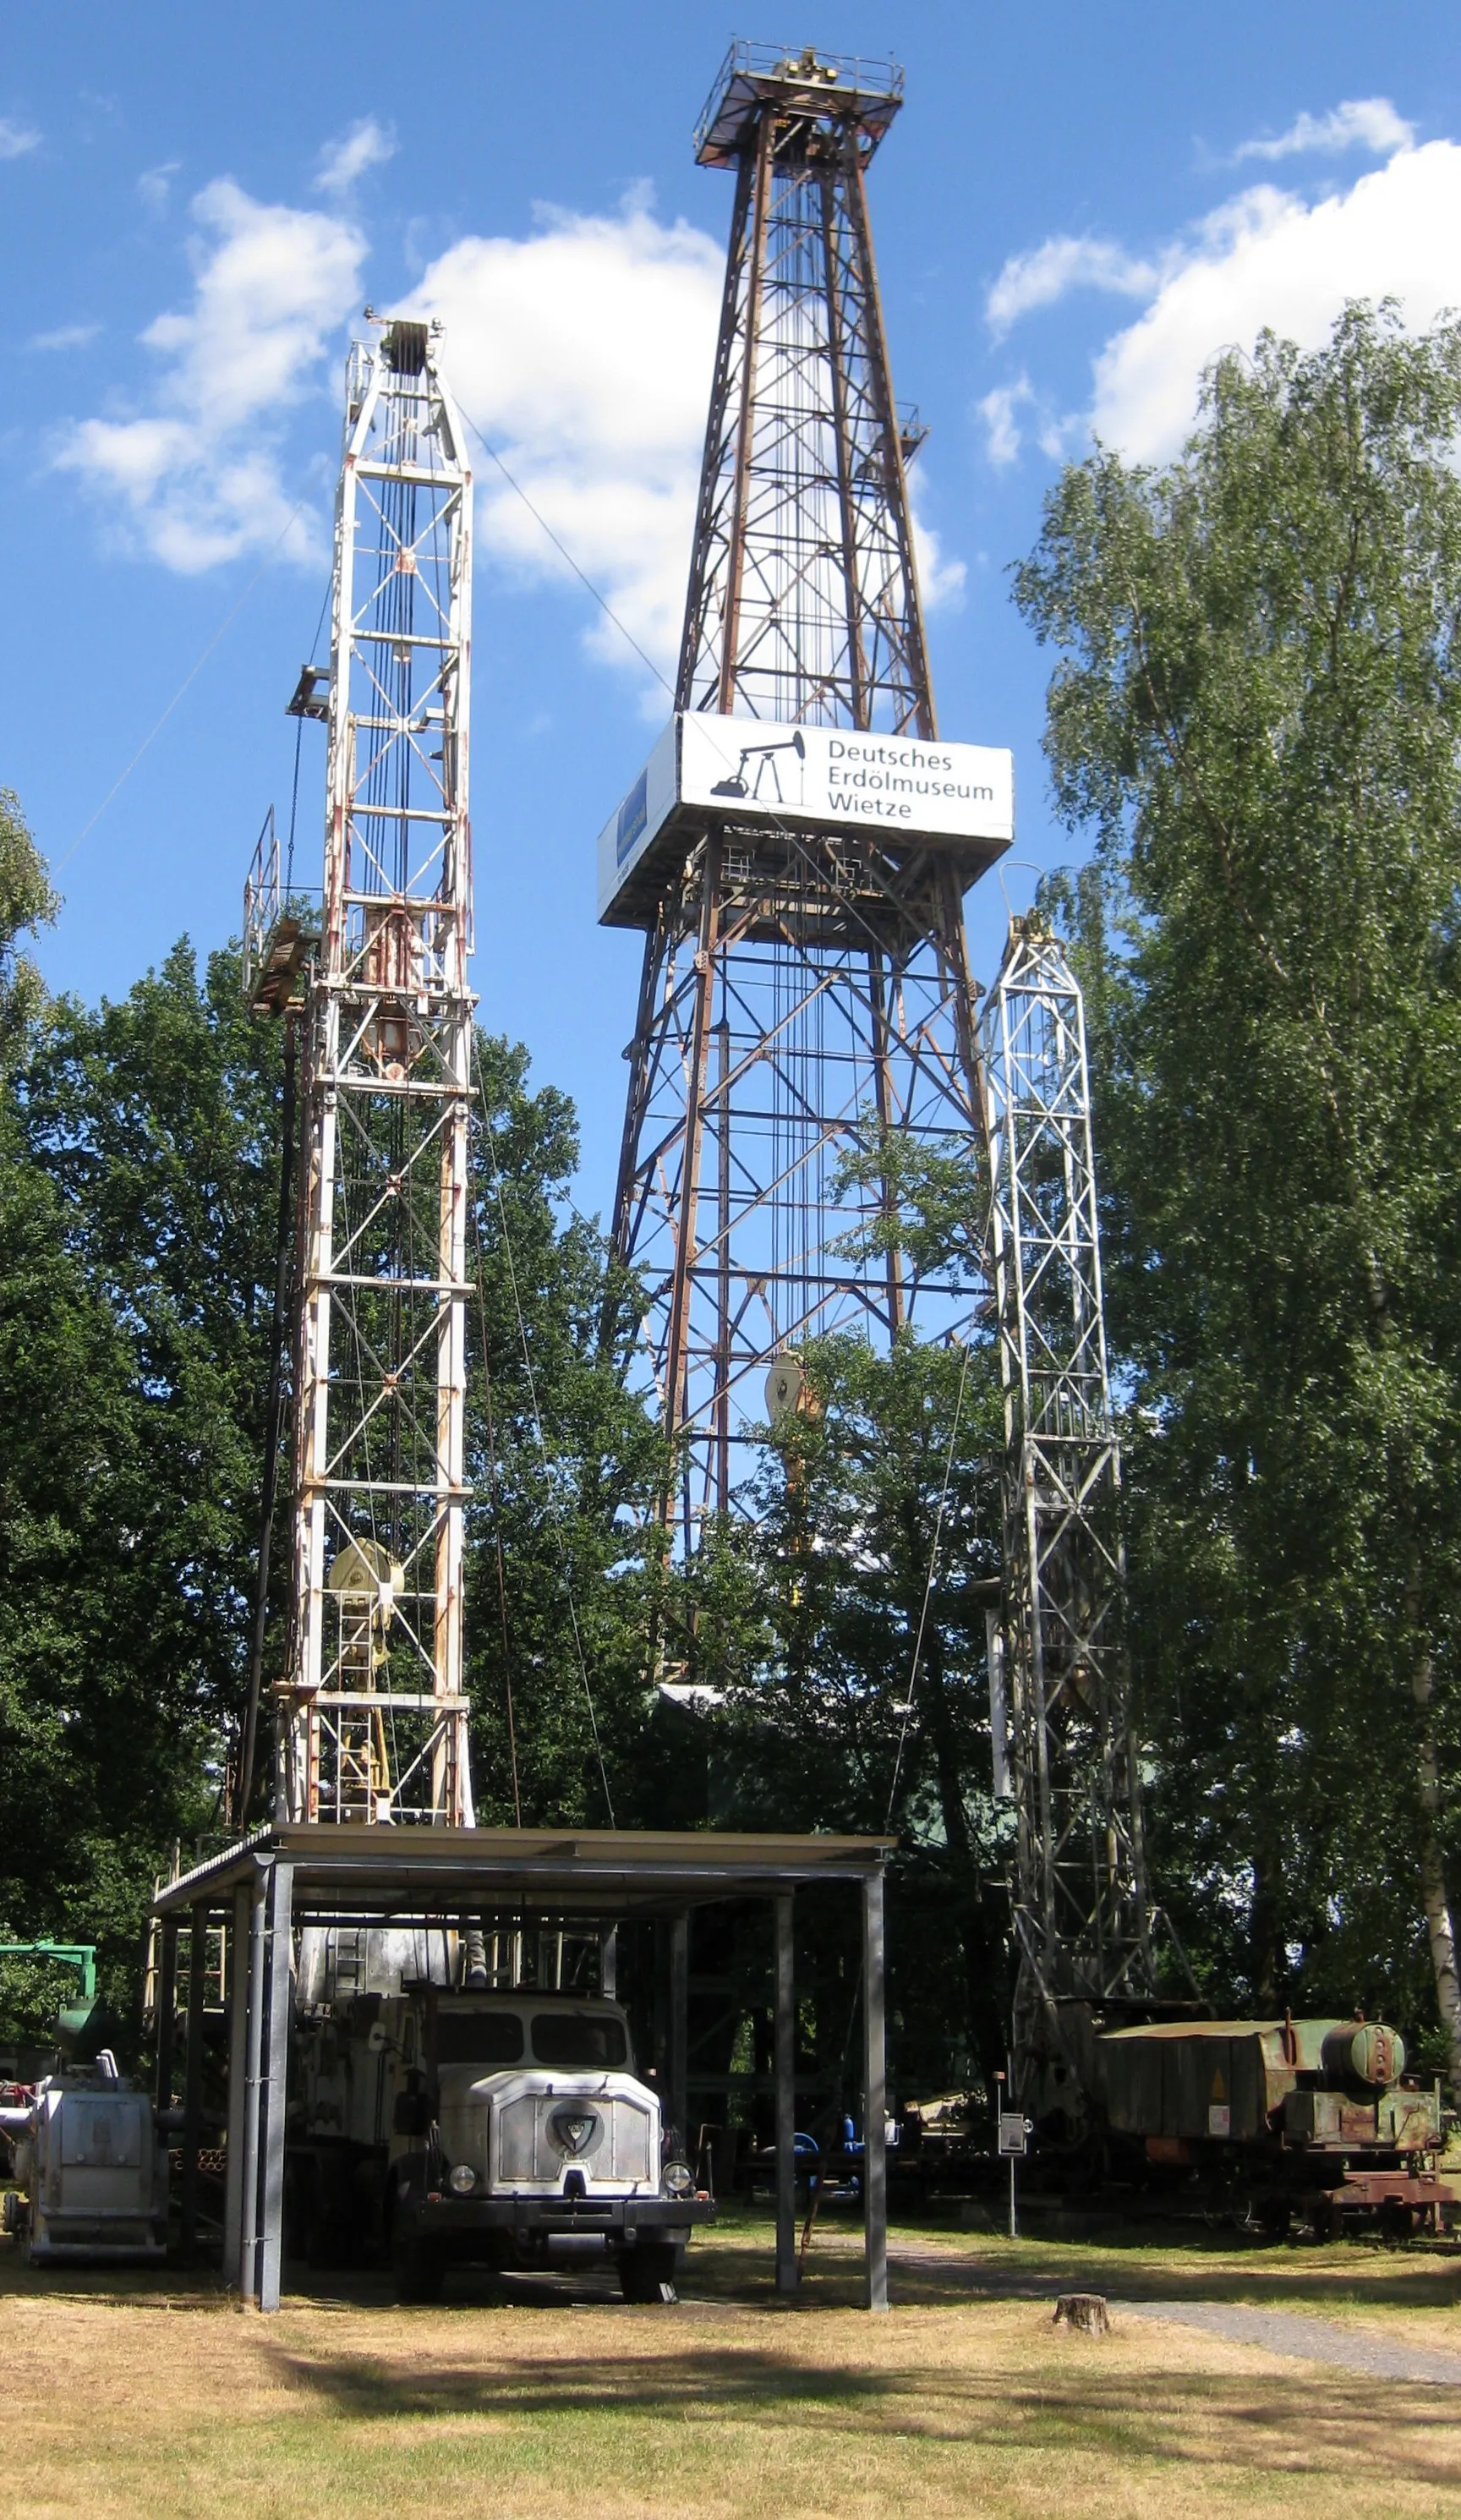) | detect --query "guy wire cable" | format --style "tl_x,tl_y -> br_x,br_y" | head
459,408 -> 675,702
53,496 -> 310,878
